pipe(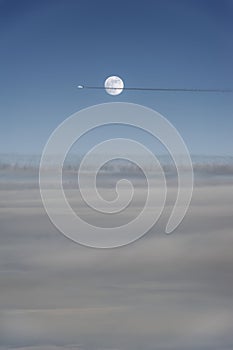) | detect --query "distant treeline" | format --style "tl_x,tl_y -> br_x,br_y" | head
1,154 -> 233,176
